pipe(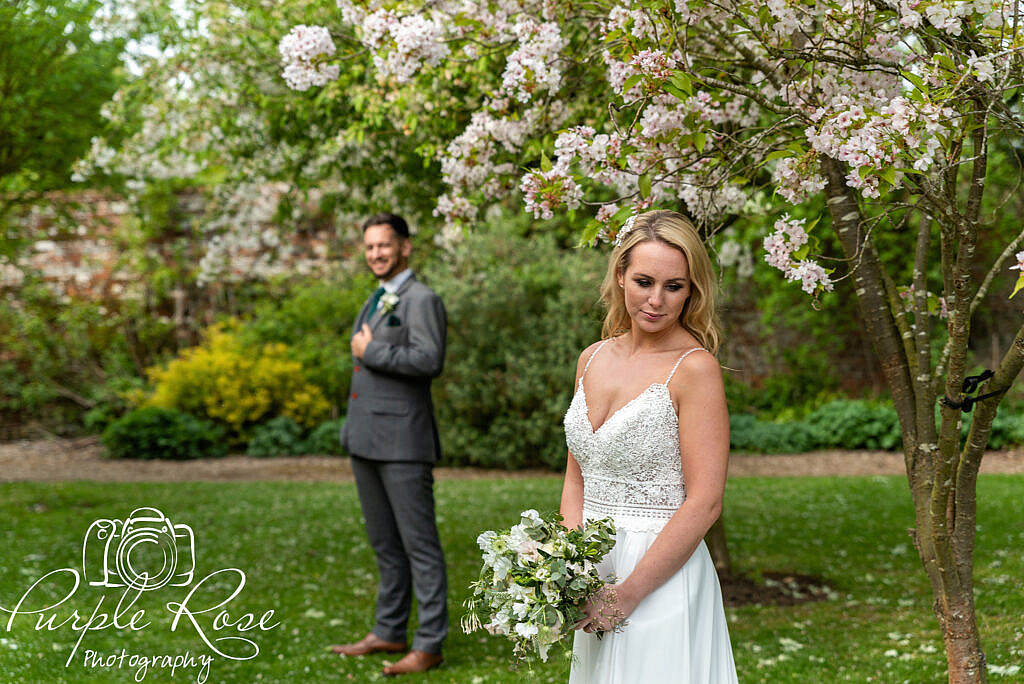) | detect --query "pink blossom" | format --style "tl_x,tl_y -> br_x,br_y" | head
279,25 -> 339,90
1009,250 -> 1024,271
501,20 -> 564,102
520,167 -> 583,220
630,49 -> 674,81
786,260 -> 834,294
